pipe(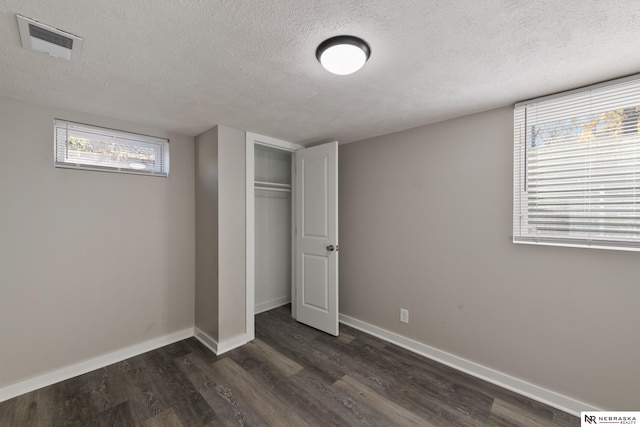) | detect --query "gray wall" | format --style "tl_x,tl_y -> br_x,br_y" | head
338,106 -> 640,410
194,127 -> 219,340
217,126 -> 246,342
0,97 -> 195,389
194,125 -> 246,344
